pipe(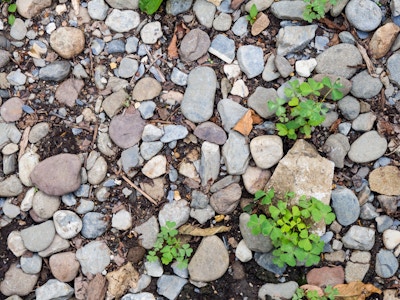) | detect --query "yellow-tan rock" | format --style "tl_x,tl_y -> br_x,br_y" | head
369,23 -> 400,59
